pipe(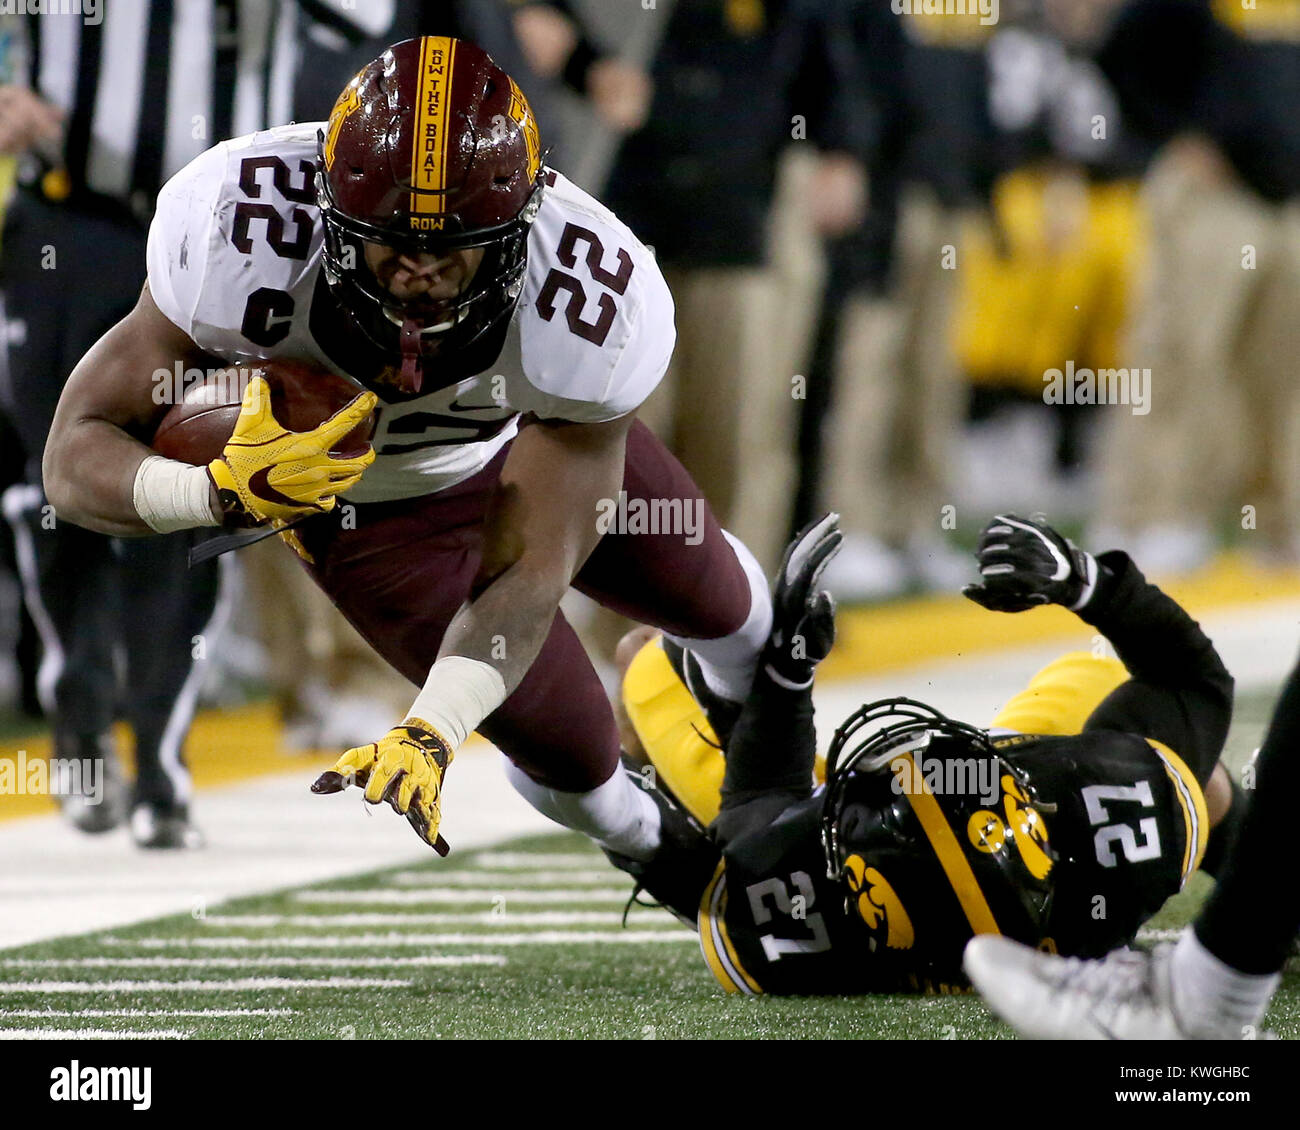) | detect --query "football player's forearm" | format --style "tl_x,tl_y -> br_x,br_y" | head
438,556 -> 568,695
1080,551 -> 1232,701
410,413 -> 630,740
447,413 -> 626,690
721,673 -> 817,805
1079,550 -> 1234,767
412,503 -> 611,738
43,418 -> 162,536
43,285 -> 220,536
399,556 -> 566,750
